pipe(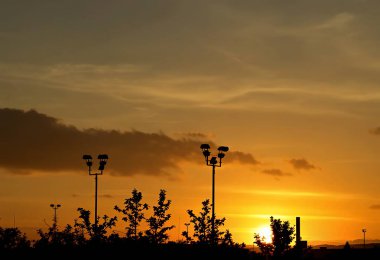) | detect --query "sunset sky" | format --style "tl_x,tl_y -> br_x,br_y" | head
1,0 -> 380,245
